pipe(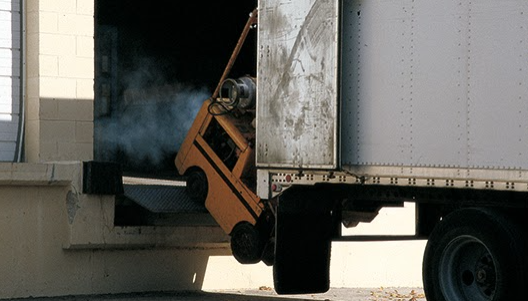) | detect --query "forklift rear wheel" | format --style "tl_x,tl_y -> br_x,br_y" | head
230,222 -> 265,264
186,169 -> 208,204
